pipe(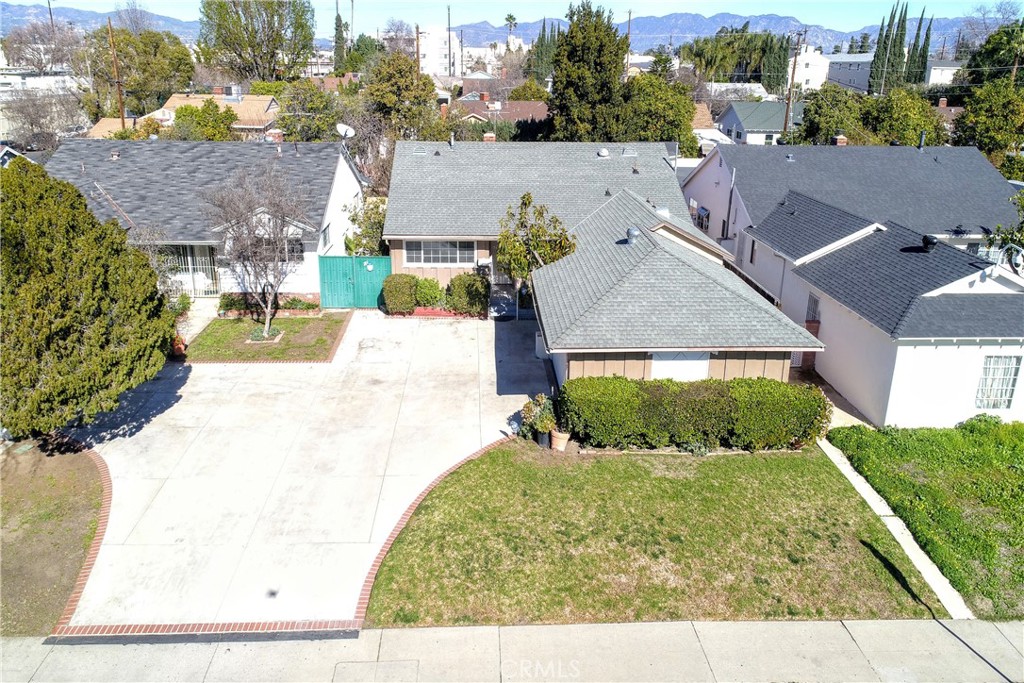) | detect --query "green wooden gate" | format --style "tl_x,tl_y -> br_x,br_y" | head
318,255 -> 392,308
